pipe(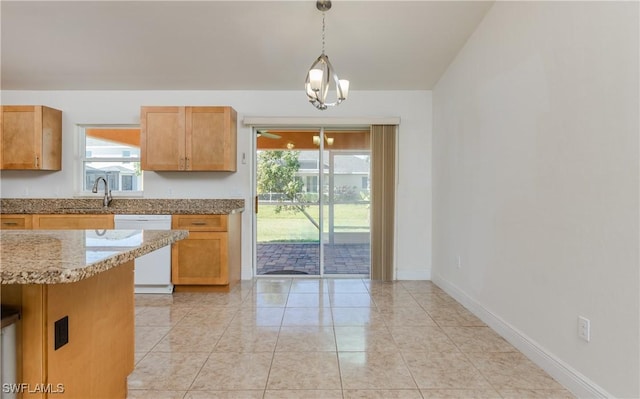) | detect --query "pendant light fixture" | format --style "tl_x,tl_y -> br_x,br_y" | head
305,0 -> 349,110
